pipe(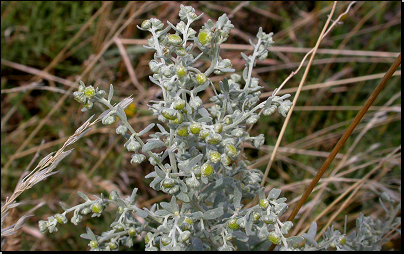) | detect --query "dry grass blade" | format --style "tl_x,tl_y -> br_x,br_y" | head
255,57 -> 397,73
246,4 -> 283,21
289,146 -> 400,238
289,90 -> 401,235
287,53 -> 401,228
227,1 -> 250,19
1,115 -> 100,238
273,1 -> 338,41
260,70 -> 401,97
261,2 -> 339,188
242,1 -> 356,212
315,1 -> 386,85
314,146 -> 401,240
292,105 -> 400,112
114,38 -> 145,94
0,59 -> 75,88
271,1 -> 357,96
28,1 -> 113,83
120,39 -> 400,58
1,214 -> 33,237
1,1 -> 158,172
242,1 -> 358,142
